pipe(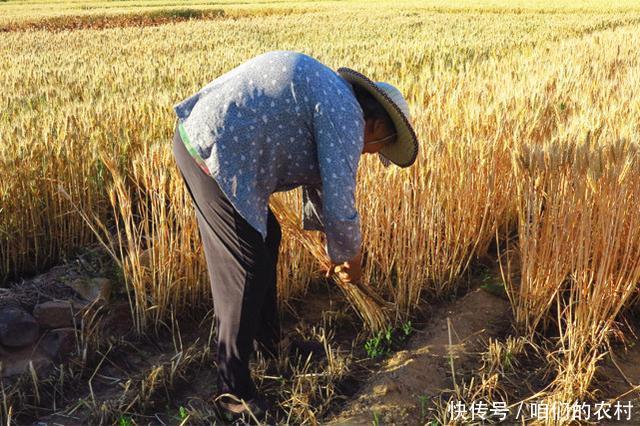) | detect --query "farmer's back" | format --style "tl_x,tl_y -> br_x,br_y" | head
174,50 -> 366,253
